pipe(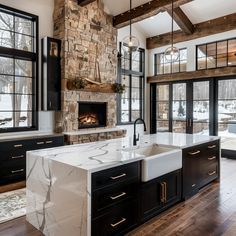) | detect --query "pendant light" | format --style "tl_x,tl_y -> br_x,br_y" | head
164,0 -> 179,63
121,0 -> 140,54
